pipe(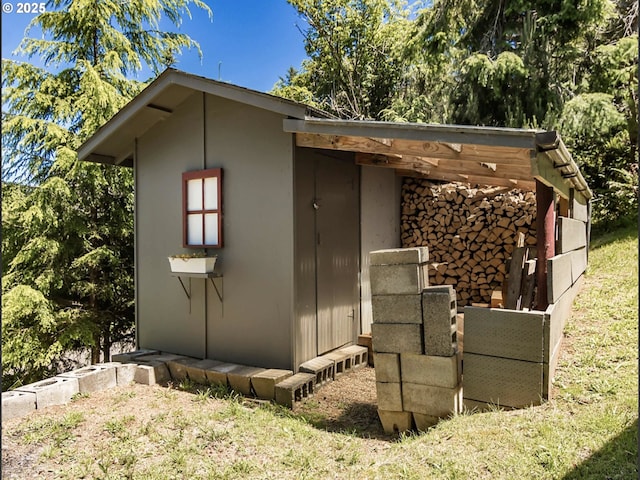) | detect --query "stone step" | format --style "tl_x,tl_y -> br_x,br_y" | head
274,373 -> 316,408
299,357 -> 334,386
